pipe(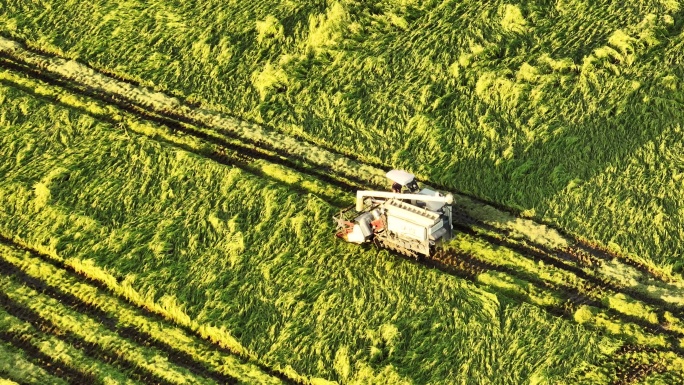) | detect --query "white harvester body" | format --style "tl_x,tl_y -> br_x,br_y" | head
334,170 -> 454,258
